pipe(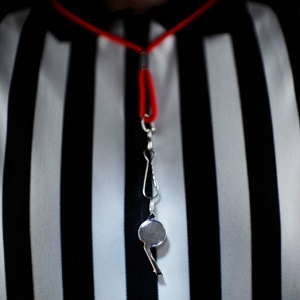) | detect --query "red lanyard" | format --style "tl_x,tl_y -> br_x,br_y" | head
52,0 -> 218,123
